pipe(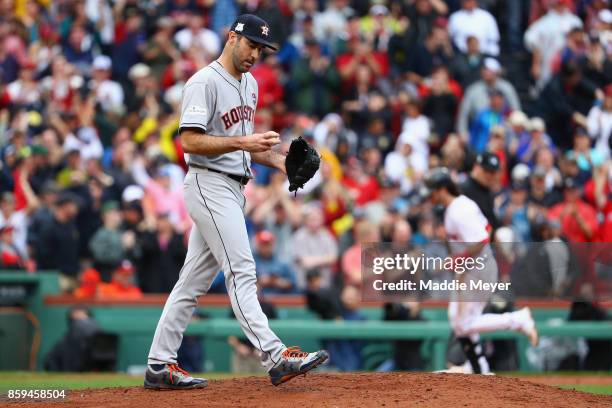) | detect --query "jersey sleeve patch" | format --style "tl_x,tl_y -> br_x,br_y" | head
180,83 -> 212,131
186,105 -> 207,116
